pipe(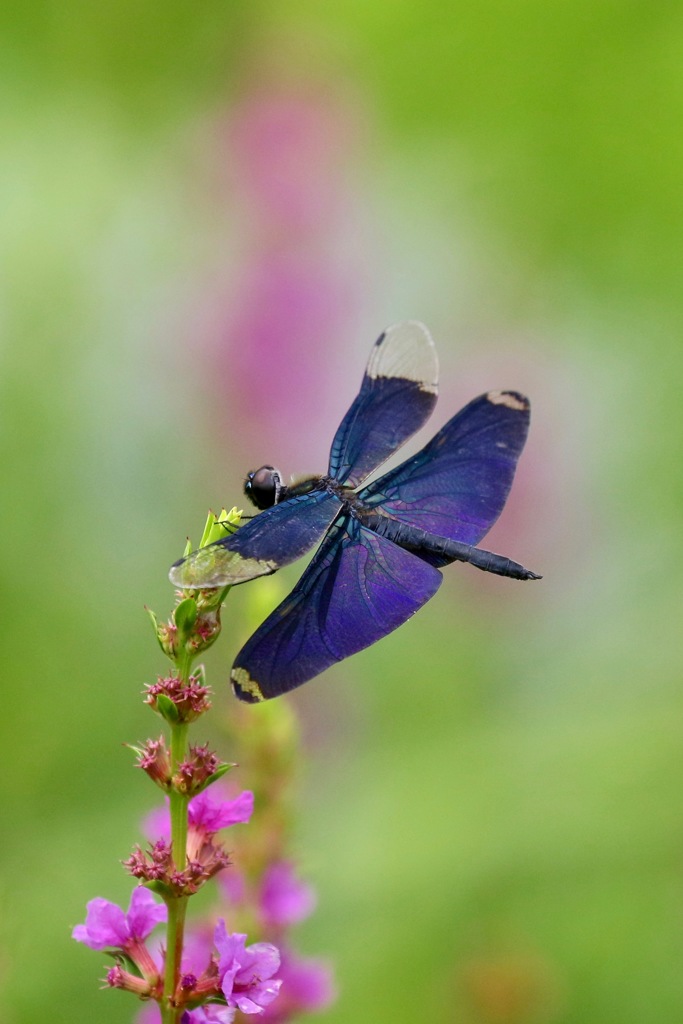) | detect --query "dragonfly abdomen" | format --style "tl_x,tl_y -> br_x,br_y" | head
363,514 -> 541,581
